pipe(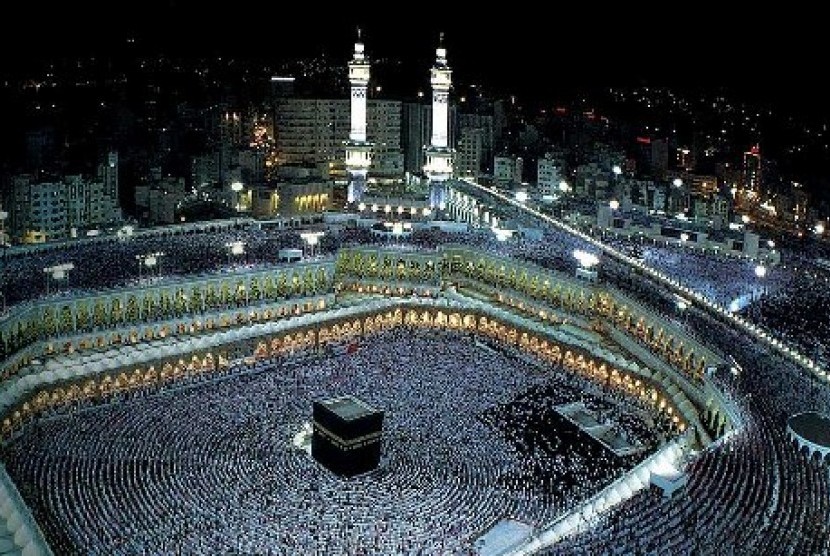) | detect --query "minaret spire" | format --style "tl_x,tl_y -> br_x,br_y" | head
344,31 -> 373,204
424,34 -> 454,210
